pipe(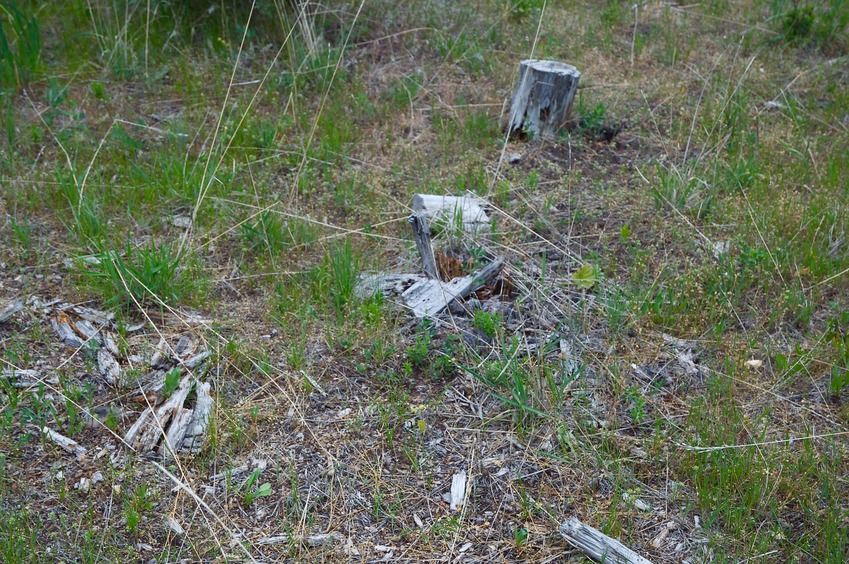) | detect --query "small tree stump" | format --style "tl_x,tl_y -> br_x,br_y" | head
506,60 -> 581,139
